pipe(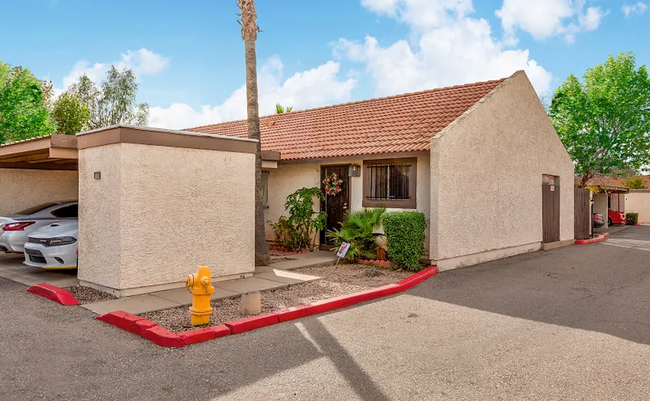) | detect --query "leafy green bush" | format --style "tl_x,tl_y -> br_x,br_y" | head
270,187 -> 326,250
327,208 -> 386,261
626,212 -> 639,225
381,211 -> 426,271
